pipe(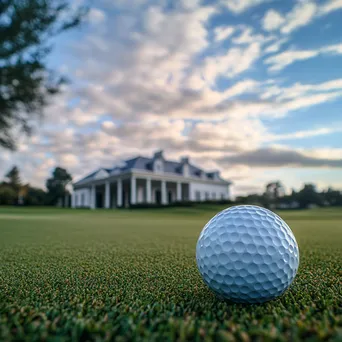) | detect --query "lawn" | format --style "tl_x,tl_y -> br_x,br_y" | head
0,206 -> 341,341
